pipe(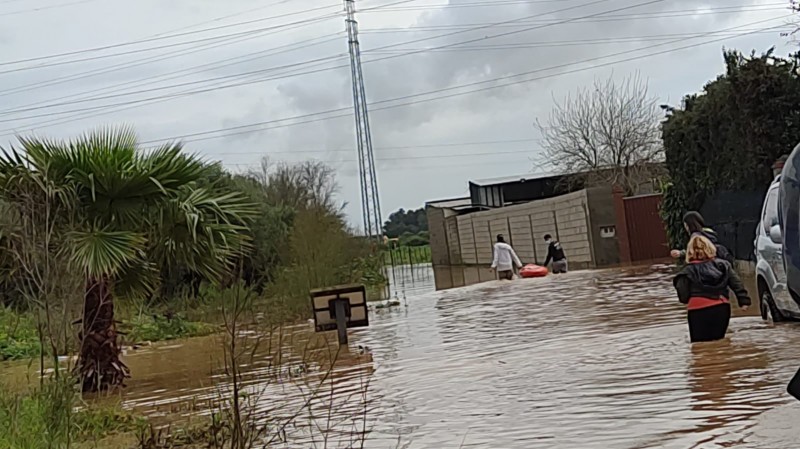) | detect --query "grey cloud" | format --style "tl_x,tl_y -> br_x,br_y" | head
0,0 -> 789,227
